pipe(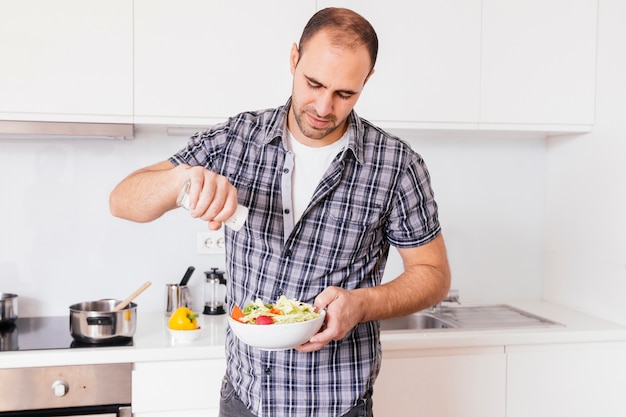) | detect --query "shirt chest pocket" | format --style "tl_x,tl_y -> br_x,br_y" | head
326,201 -> 381,227
311,200 -> 385,262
